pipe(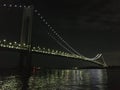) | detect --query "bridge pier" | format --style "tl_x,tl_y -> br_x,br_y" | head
19,6 -> 33,73
19,52 -> 32,73
17,6 -> 33,90
18,52 -> 32,90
